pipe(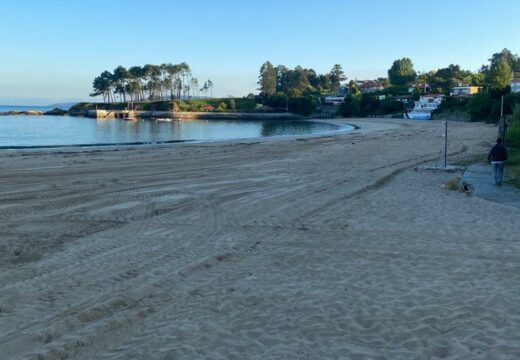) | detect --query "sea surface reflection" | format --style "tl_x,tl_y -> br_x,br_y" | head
0,116 -> 351,148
